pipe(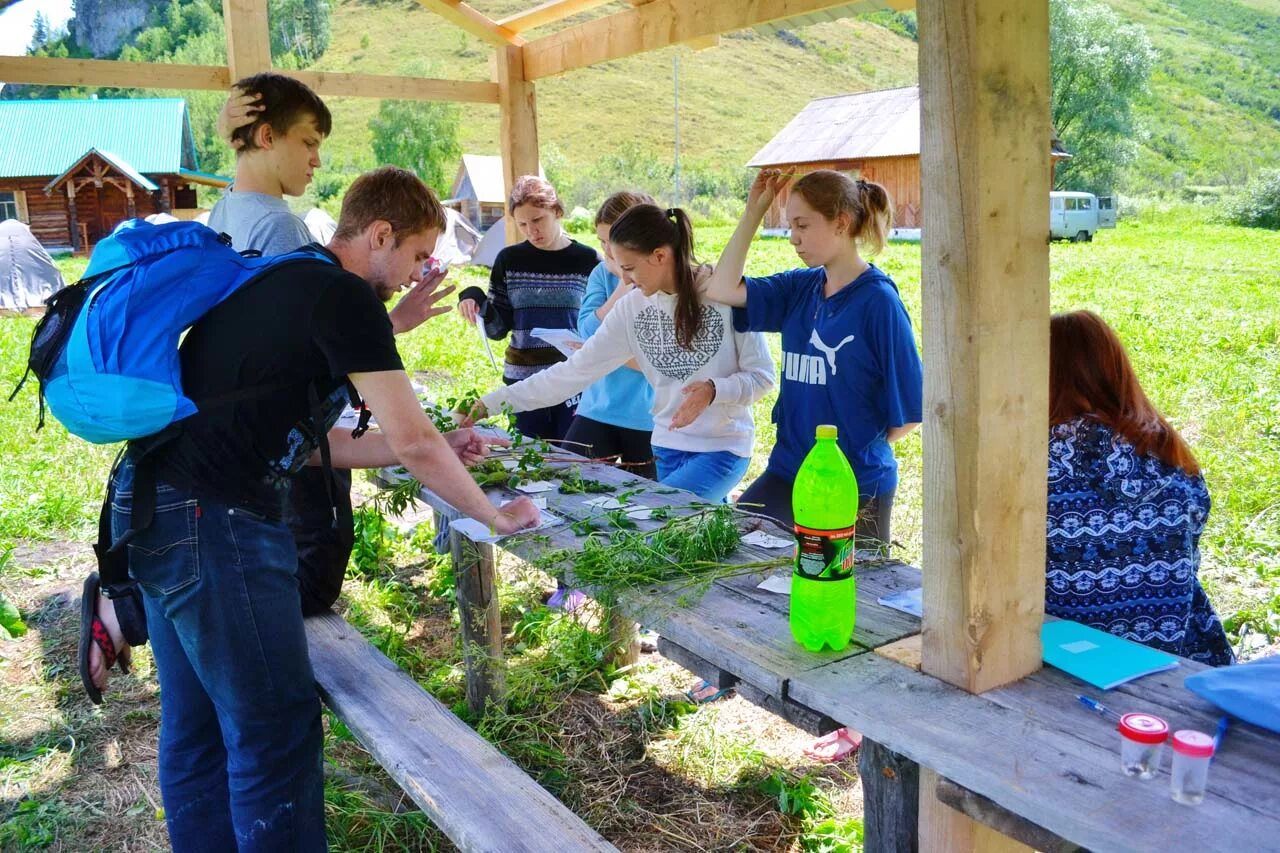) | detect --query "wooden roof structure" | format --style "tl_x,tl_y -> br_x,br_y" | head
0,2 -> 1059,849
